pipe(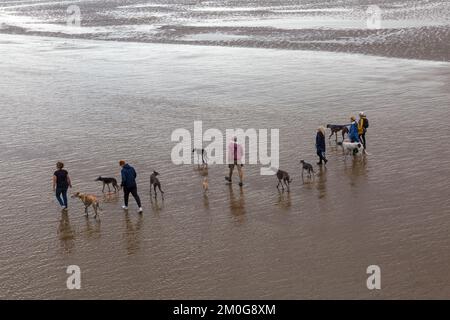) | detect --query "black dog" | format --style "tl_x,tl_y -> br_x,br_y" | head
327,124 -> 349,141
150,171 -> 164,199
95,176 -> 120,193
276,169 -> 293,192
